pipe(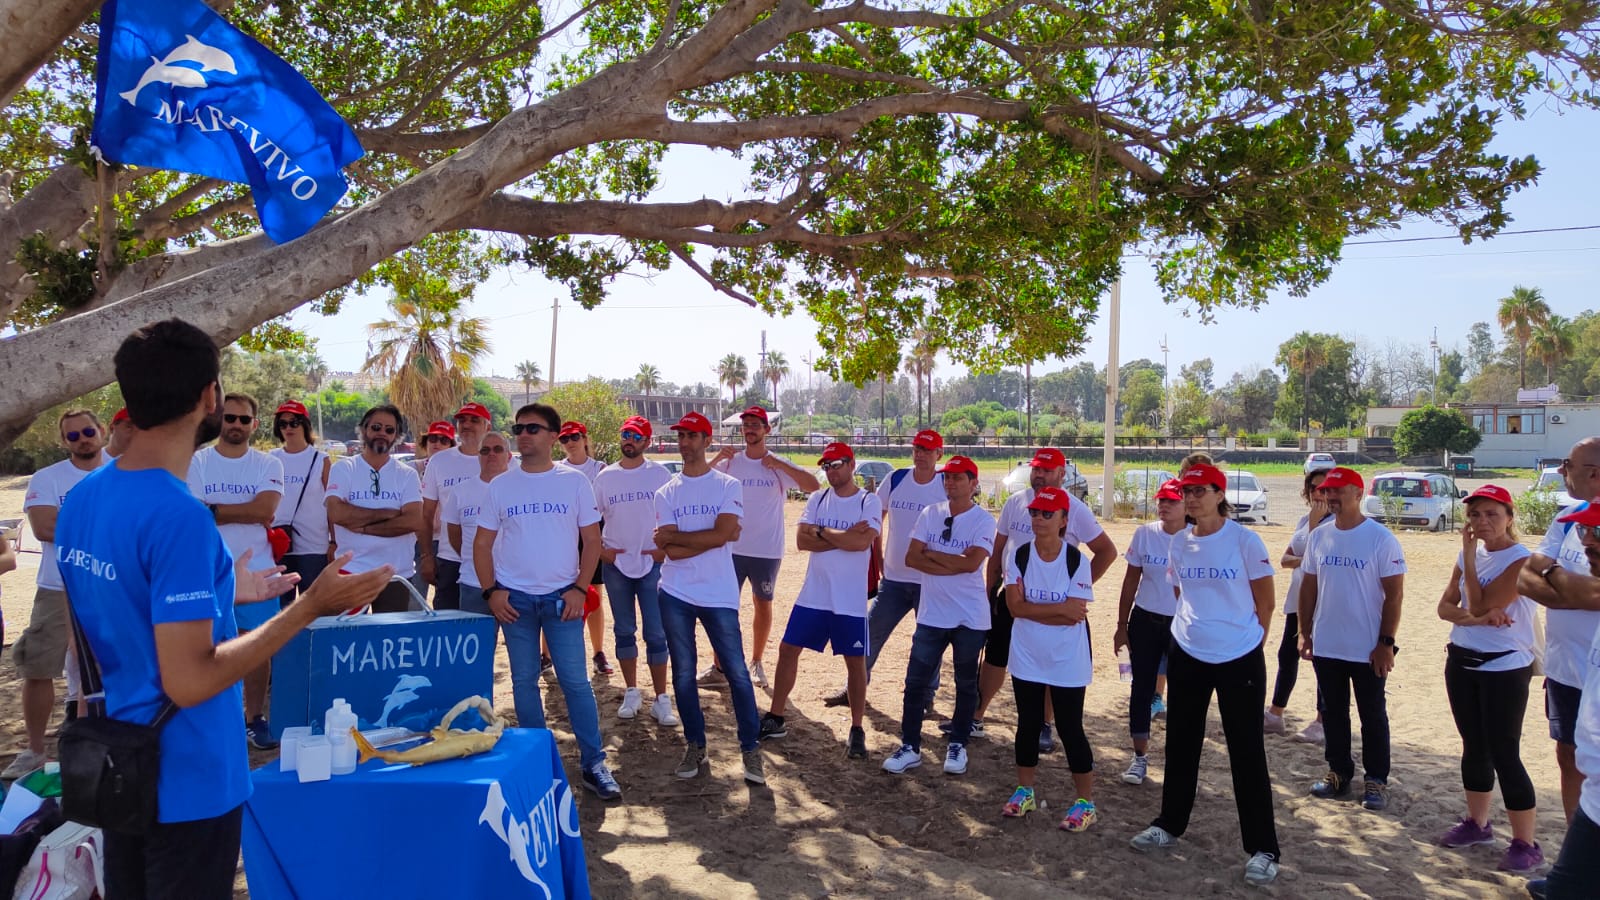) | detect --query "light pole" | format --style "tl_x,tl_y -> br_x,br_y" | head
1429,326 -> 1441,404
1160,334 -> 1172,441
